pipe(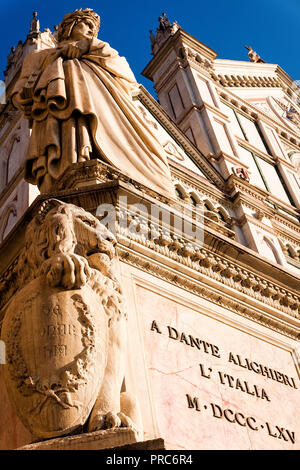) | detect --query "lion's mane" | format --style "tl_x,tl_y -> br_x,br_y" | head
18,199 -> 125,325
